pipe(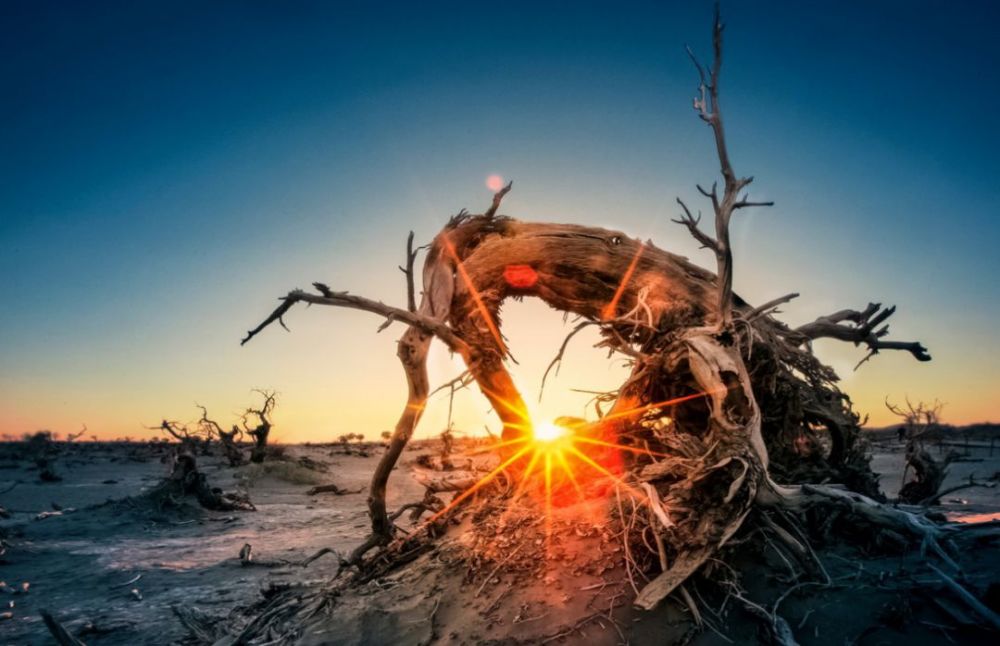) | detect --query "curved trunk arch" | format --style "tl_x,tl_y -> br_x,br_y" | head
436,217 -> 725,443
